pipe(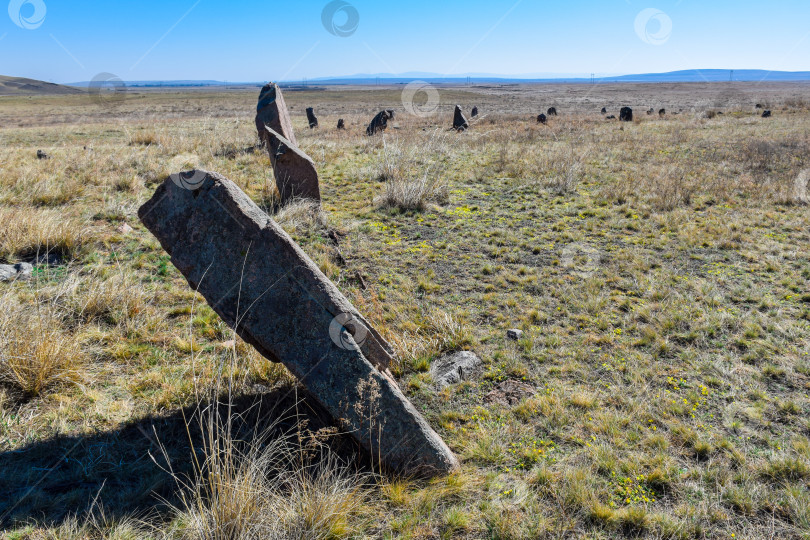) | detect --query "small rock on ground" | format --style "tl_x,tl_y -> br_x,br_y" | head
507,329 -> 524,341
0,263 -> 34,282
430,351 -> 482,387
